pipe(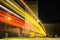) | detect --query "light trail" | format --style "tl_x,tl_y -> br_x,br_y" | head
0,10 -> 25,25
0,10 -> 41,34
0,12 -> 24,26
20,0 -> 38,20
0,5 -> 24,20
8,0 -> 46,35
0,13 -> 24,28
0,5 -> 38,29
0,0 -> 46,36
20,0 -> 46,33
